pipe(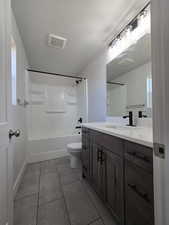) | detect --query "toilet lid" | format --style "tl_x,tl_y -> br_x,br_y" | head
67,142 -> 82,151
